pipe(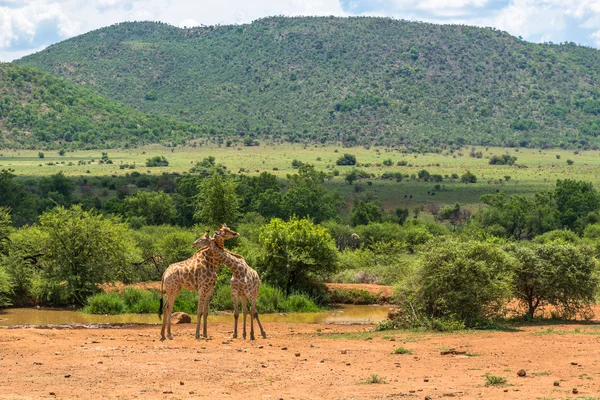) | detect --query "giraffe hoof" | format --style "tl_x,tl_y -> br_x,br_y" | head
160,337 -> 166,342
167,335 -> 173,340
